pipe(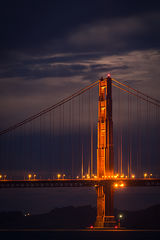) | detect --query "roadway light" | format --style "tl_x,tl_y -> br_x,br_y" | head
144,173 -> 147,178
28,174 -> 32,180
33,174 -> 36,180
4,175 -> 7,180
120,183 -> 124,187
57,174 -> 61,179
114,183 -> 118,188
0,175 -> 2,180
131,174 -> 135,179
